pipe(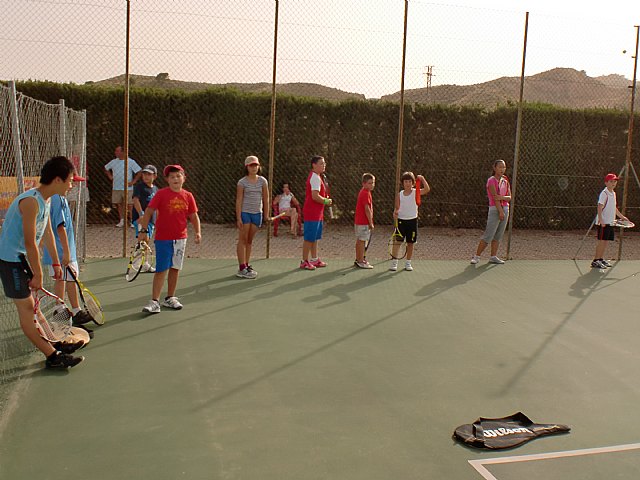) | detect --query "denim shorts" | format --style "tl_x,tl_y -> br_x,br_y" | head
241,212 -> 263,227
155,239 -> 187,272
133,219 -> 155,239
303,221 -> 323,242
